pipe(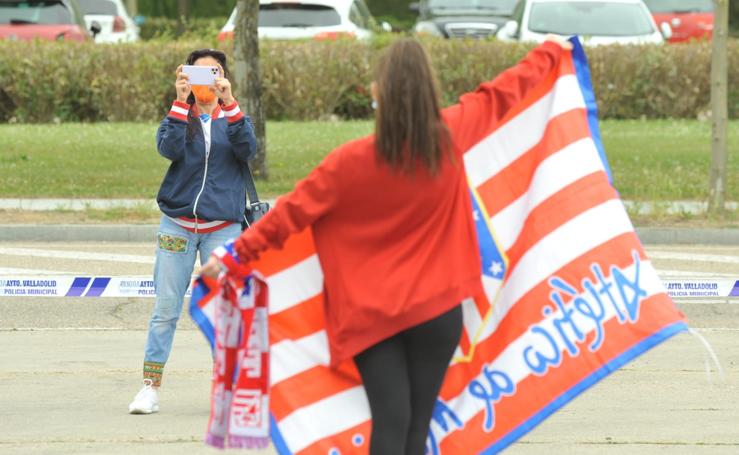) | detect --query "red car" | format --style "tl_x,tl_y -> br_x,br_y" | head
644,0 -> 713,43
0,0 -> 98,42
